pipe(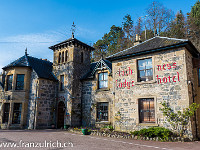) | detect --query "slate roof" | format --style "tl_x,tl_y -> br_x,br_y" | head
49,37 -> 95,51
81,59 -> 112,80
2,55 -> 57,81
107,36 -> 199,61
